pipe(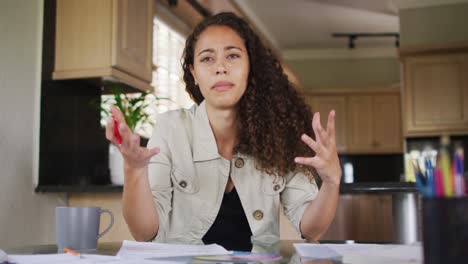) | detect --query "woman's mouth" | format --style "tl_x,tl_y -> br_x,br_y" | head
212,81 -> 234,91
